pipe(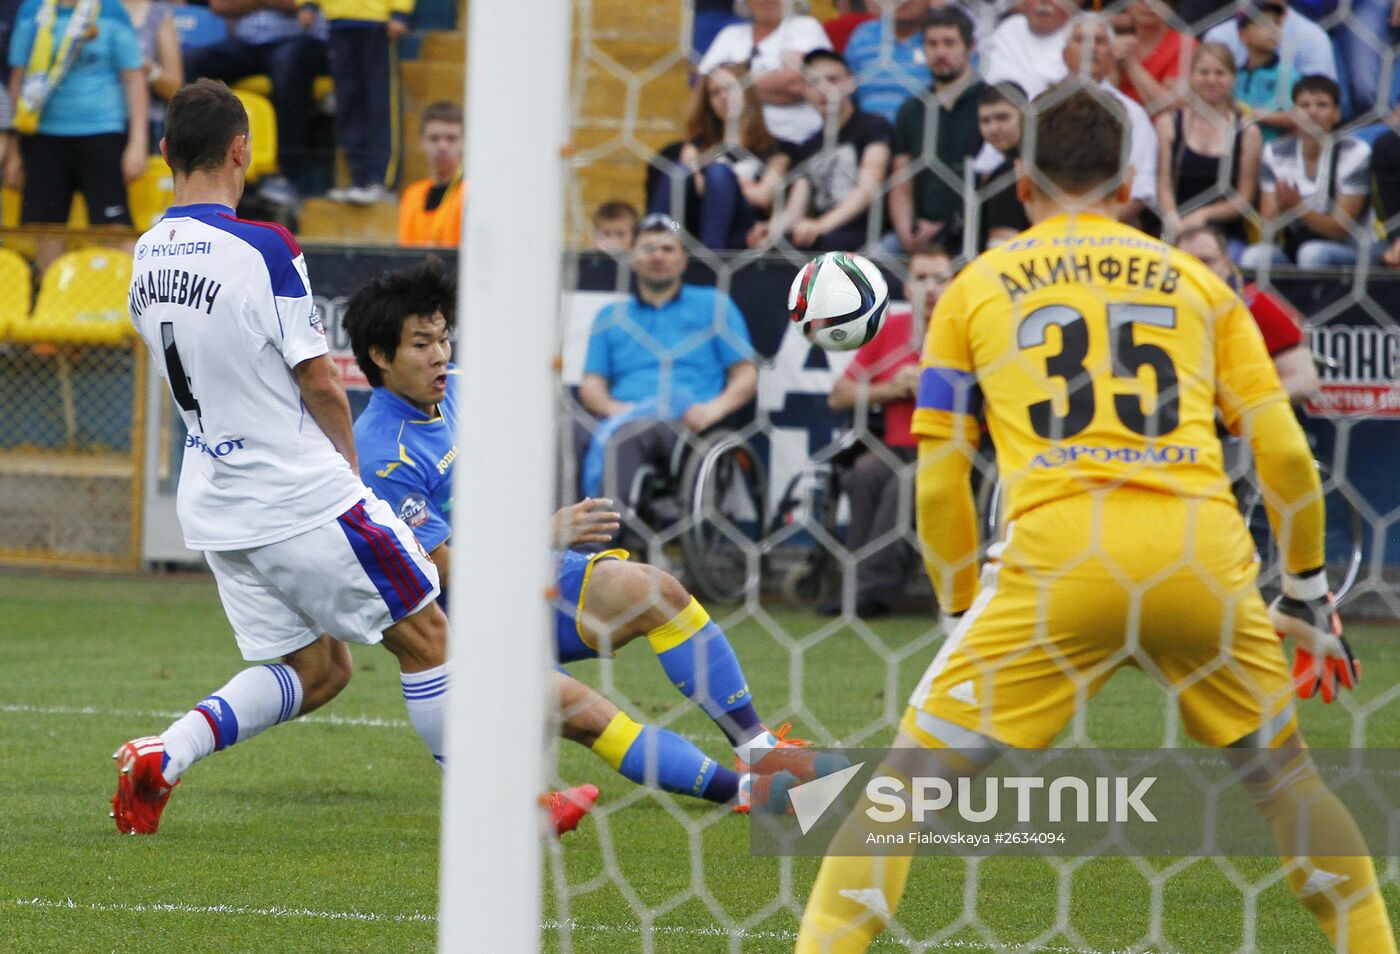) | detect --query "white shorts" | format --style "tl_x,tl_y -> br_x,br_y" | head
206,495 -> 441,661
